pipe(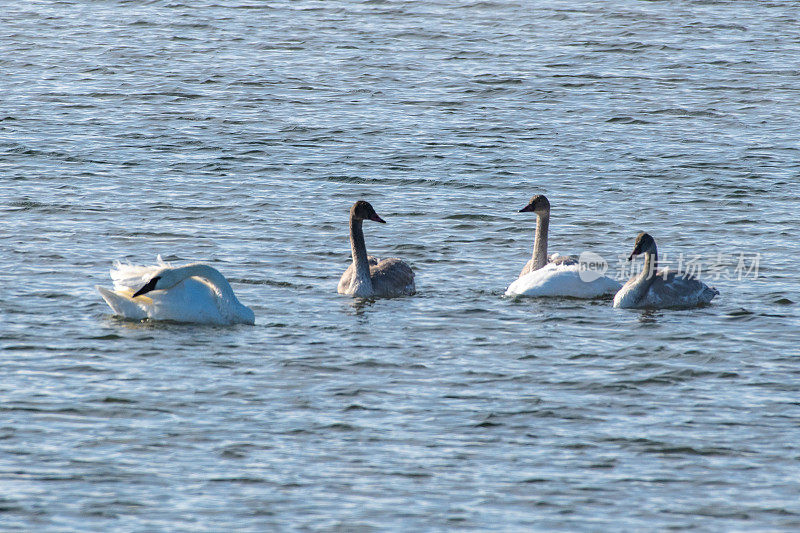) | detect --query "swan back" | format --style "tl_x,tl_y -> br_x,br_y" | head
651,270 -> 719,307
369,257 -> 416,297
519,254 -> 578,278
615,269 -> 718,309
